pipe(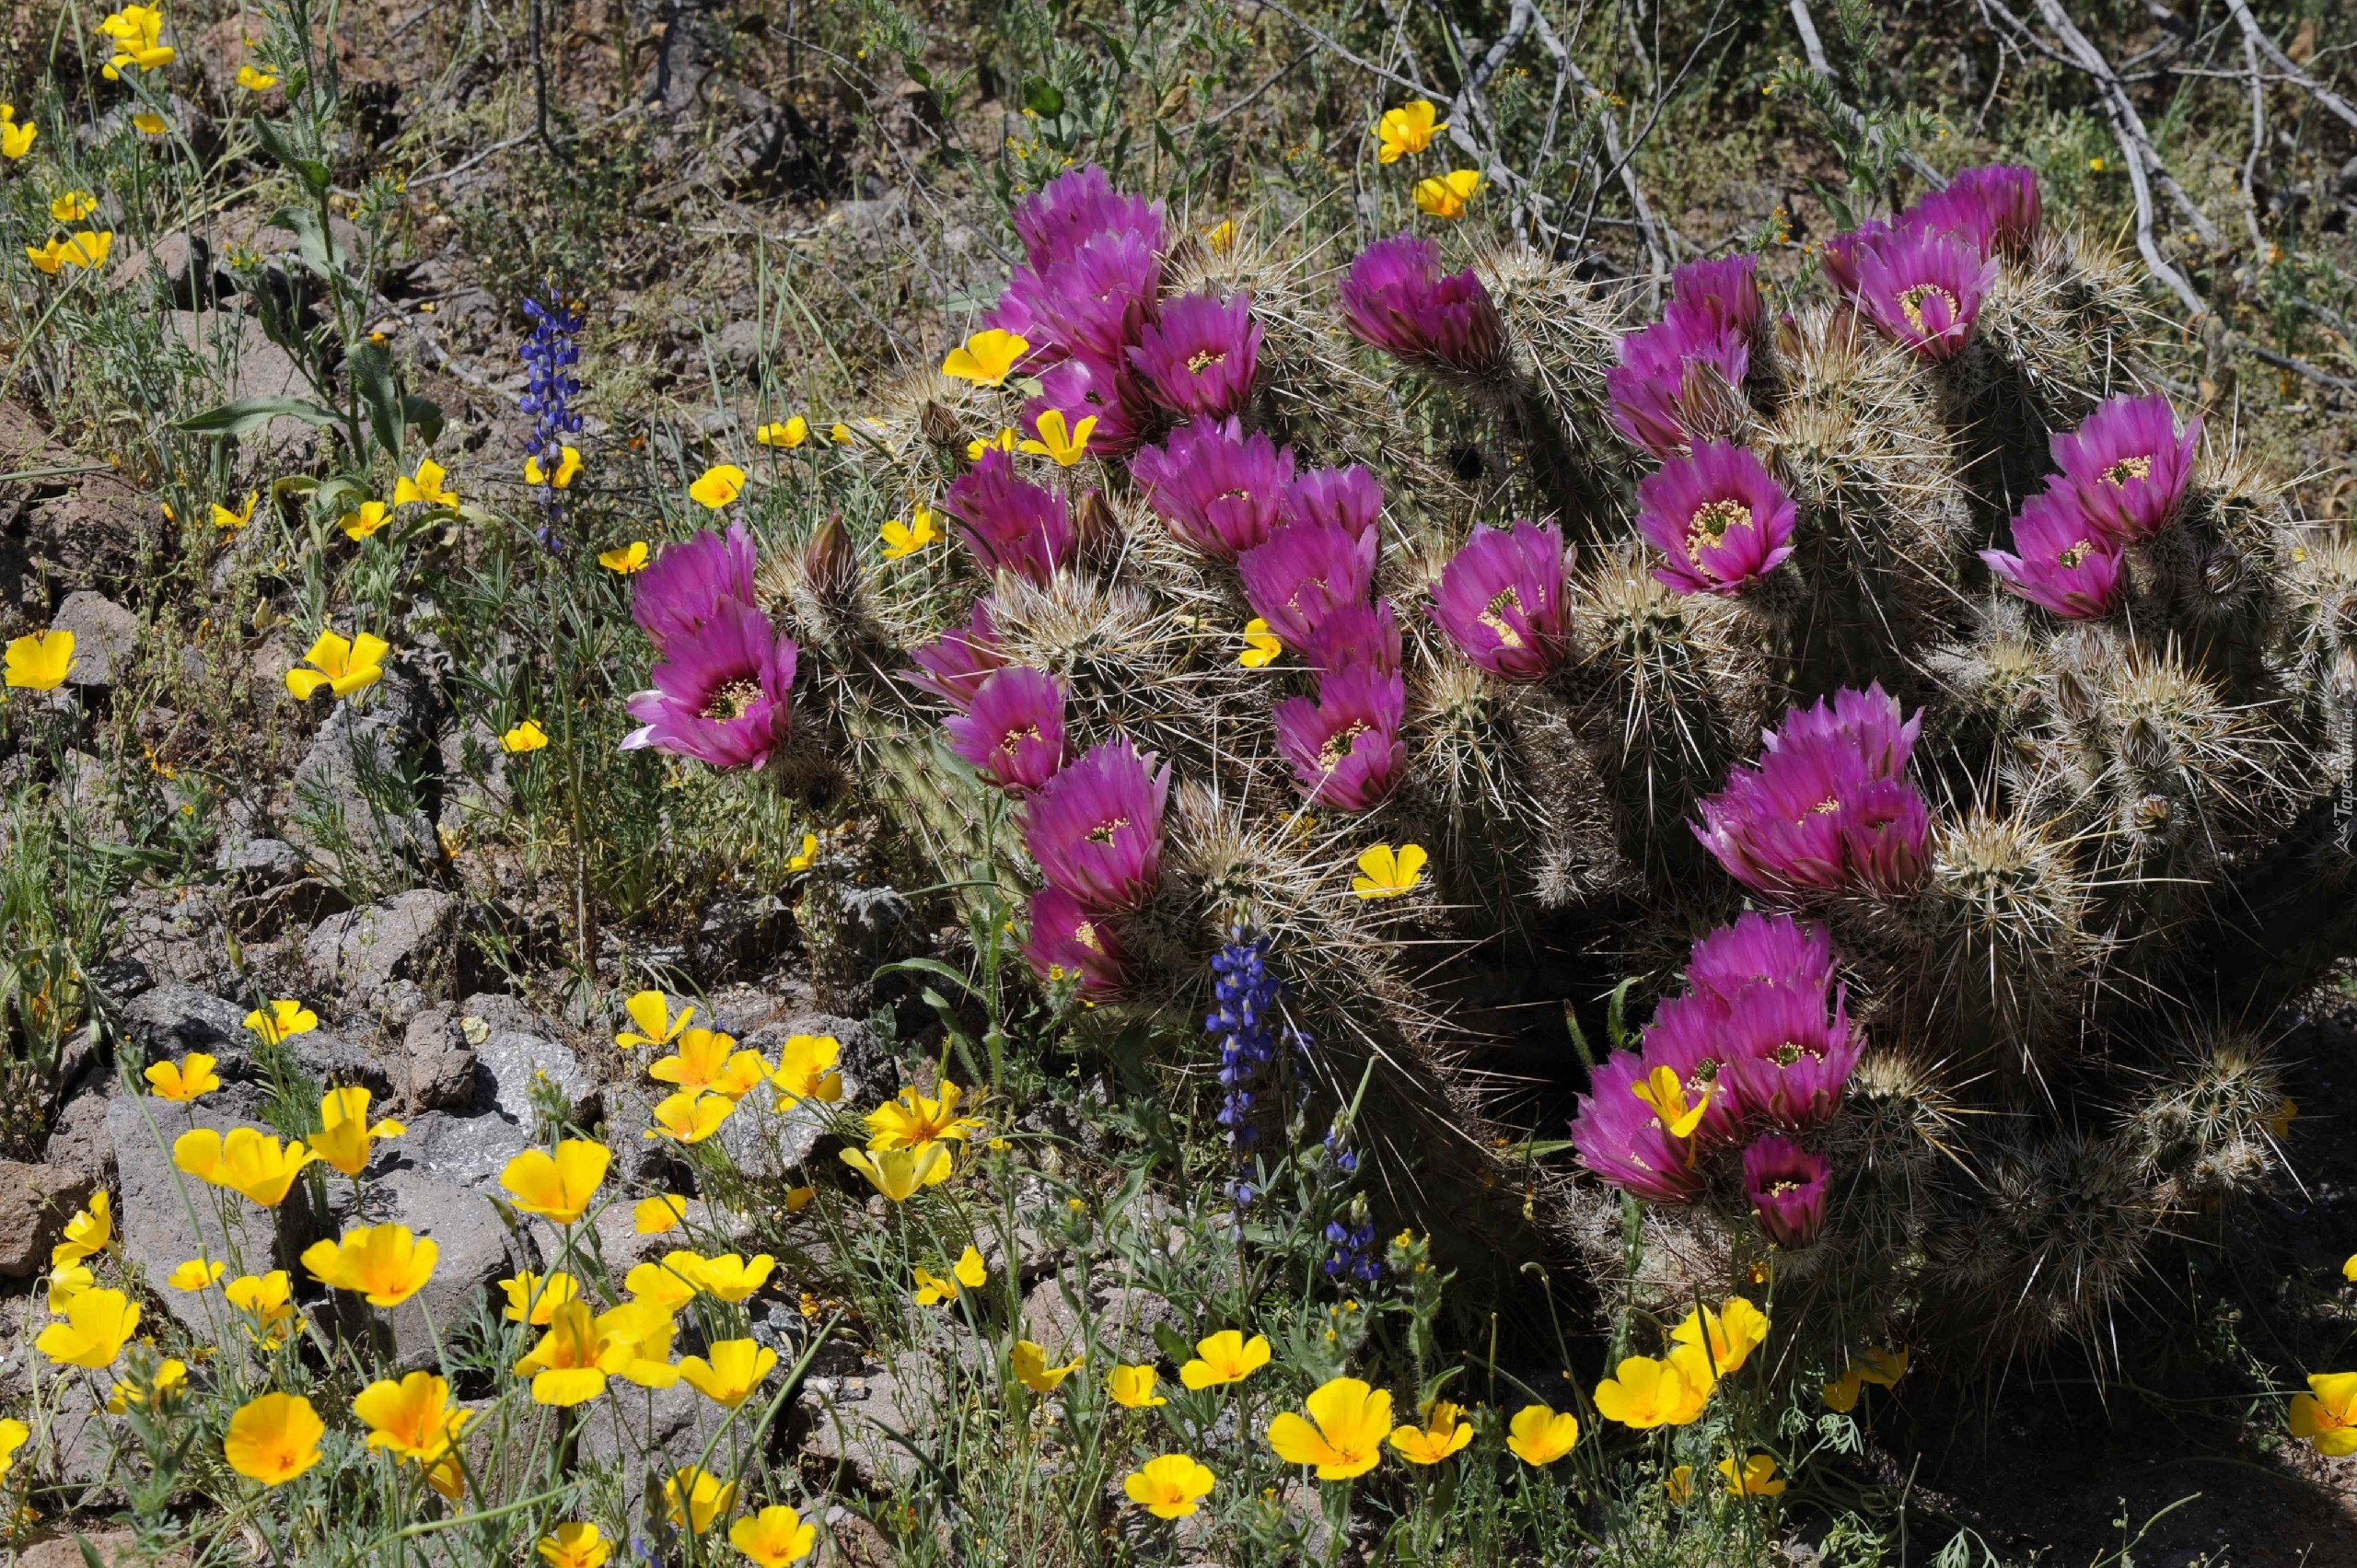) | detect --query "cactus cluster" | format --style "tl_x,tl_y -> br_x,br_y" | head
642,162 -> 2342,1375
